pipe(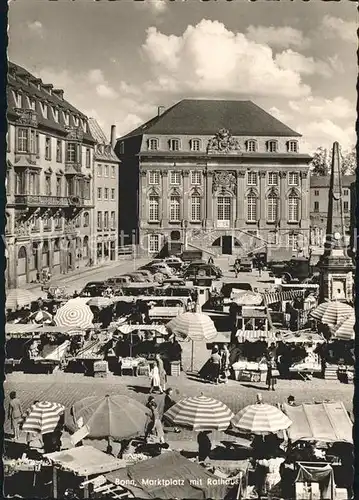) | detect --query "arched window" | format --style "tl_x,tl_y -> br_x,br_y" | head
288,194 -> 299,222
191,194 -> 201,222
149,196 -> 159,222
267,140 -> 278,153
246,140 -> 257,152
54,239 -> 60,251
247,193 -> 257,222
267,193 -> 278,222
18,246 -> 27,259
148,138 -> 158,151
83,236 -> 89,258
83,212 -> 89,227
170,196 -> 181,222
169,138 -> 180,151
190,139 -> 201,151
